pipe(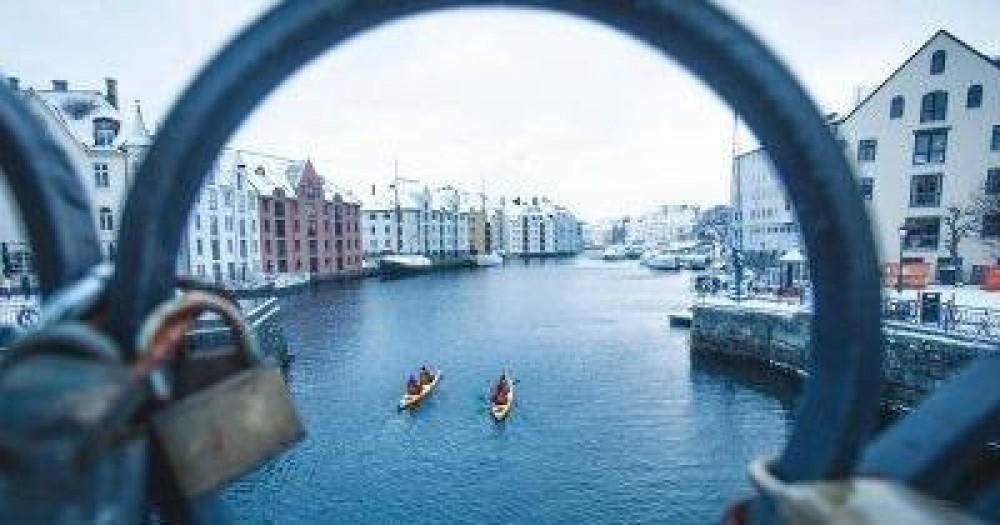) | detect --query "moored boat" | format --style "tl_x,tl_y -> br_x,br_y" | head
398,370 -> 442,410
379,254 -> 432,279
643,253 -> 680,270
475,253 -> 503,267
